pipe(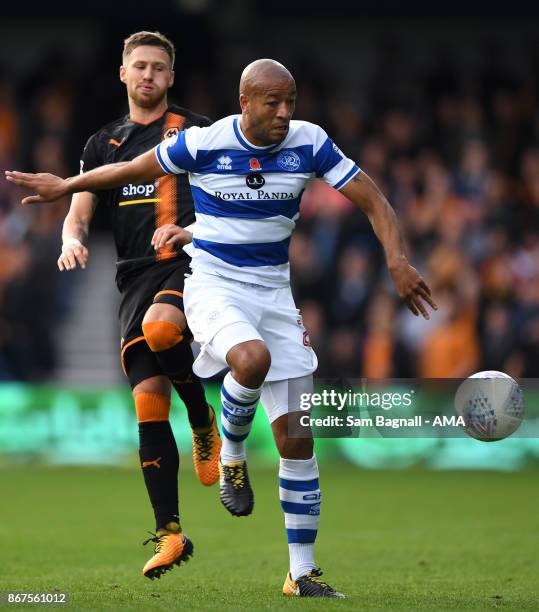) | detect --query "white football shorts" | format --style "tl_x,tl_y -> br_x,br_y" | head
183,271 -> 318,383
